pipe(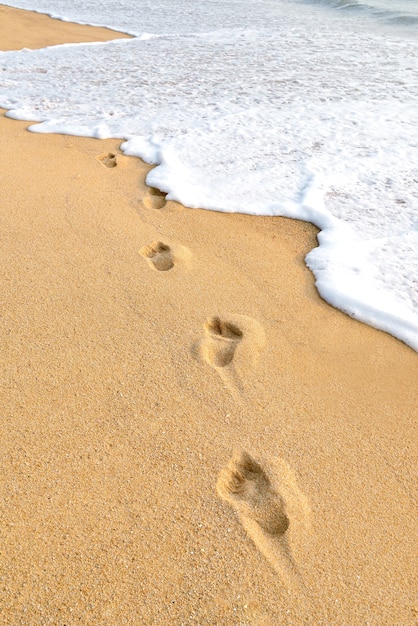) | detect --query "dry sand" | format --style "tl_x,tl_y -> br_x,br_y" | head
0,6 -> 417,625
